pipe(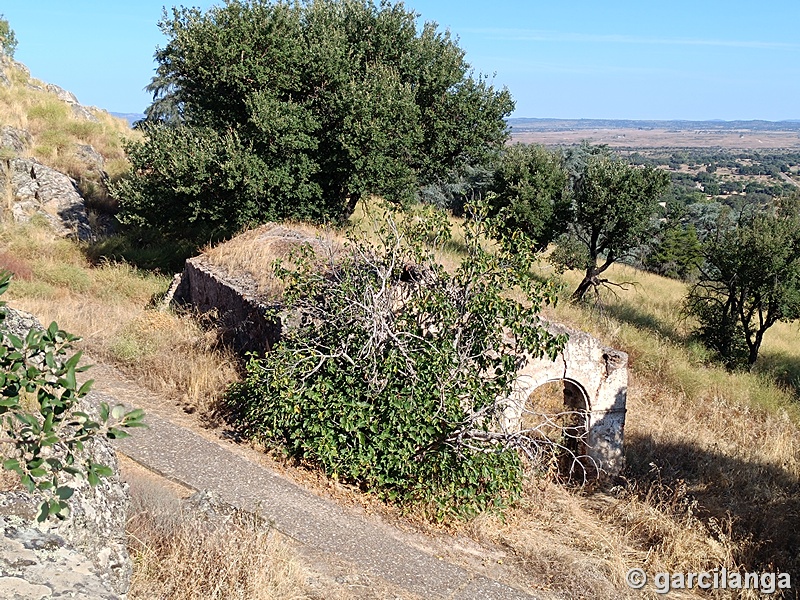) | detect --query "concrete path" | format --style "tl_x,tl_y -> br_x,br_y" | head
93,389 -> 538,600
